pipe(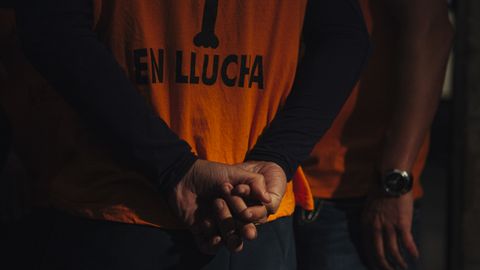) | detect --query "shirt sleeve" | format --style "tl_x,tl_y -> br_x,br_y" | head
245,0 -> 372,180
14,0 -> 197,194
